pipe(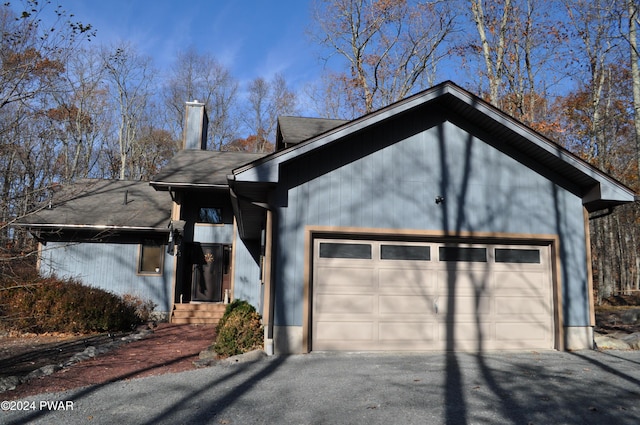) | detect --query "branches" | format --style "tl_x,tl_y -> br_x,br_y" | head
310,0 -> 457,115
